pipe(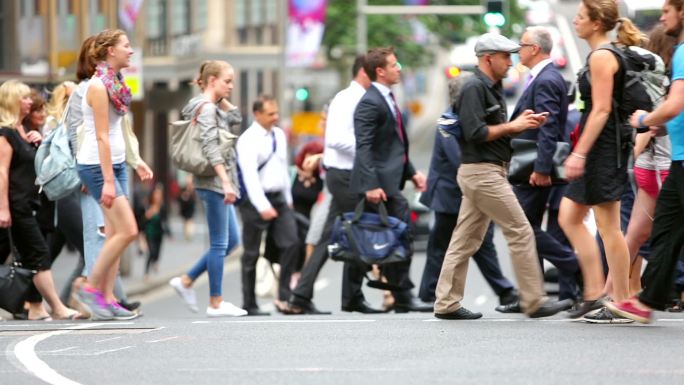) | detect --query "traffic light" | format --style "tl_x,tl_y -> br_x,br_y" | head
295,87 -> 310,102
484,0 -> 505,27
295,87 -> 313,111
